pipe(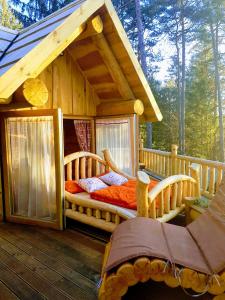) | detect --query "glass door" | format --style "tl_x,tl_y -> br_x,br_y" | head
0,109 -> 64,229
